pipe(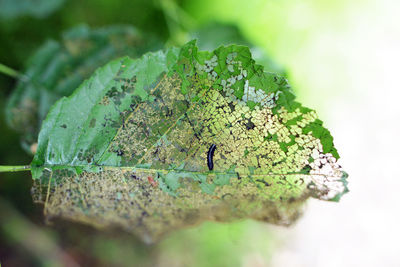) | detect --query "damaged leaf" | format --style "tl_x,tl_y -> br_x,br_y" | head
191,22 -> 286,75
6,24 -> 161,153
31,41 -> 348,243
